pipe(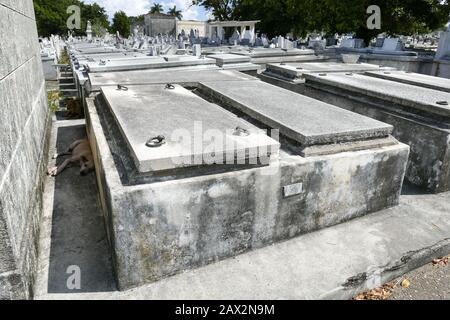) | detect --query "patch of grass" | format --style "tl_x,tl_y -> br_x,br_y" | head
47,90 -> 60,113
58,49 -> 70,65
